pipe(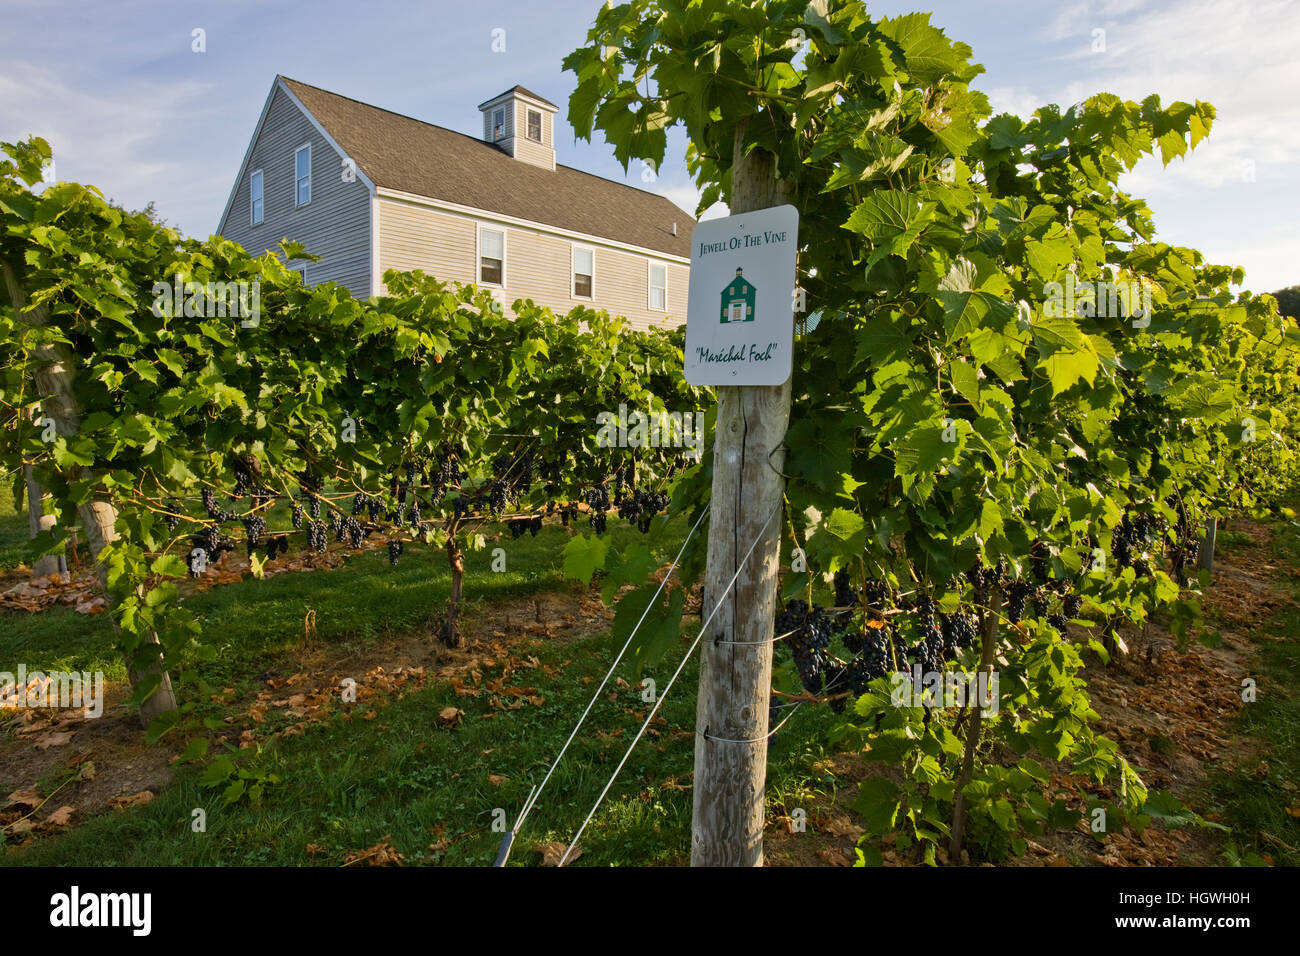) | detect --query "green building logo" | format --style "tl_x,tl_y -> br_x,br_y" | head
719,267 -> 756,324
